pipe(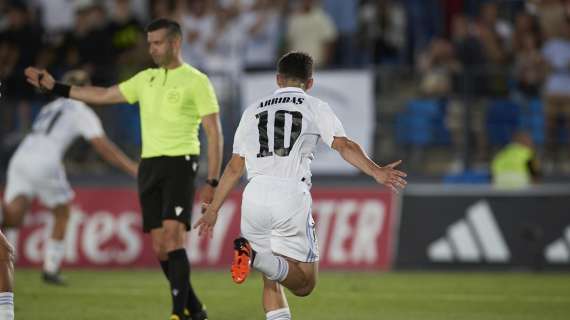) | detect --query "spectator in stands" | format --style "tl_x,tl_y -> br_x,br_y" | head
286,0 -> 337,68
322,0 -> 359,67
513,32 -> 546,101
478,1 -> 513,46
358,0 -> 406,65
0,1 -> 8,31
511,11 -> 539,53
447,14 -> 489,165
542,18 -> 570,169
107,0 -> 144,61
474,1 -> 510,96
207,3 -> 249,141
535,0 -> 568,41
59,2 -> 114,85
202,5 -> 246,82
242,0 -> 285,71
181,0 -> 215,72
31,0 -> 75,40
403,0 -> 444,64
0,2 -> 43,138
149,0 -> 178,20
417,37 -> 461,98
492,131 -> 540,189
